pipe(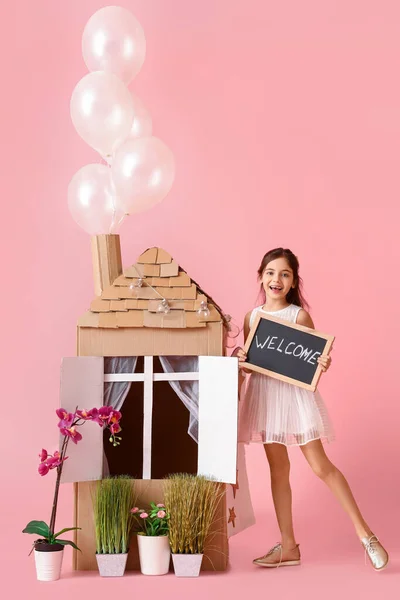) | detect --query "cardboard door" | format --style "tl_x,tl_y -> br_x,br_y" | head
60,357 -> 104,483
197,356 -> 238,484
